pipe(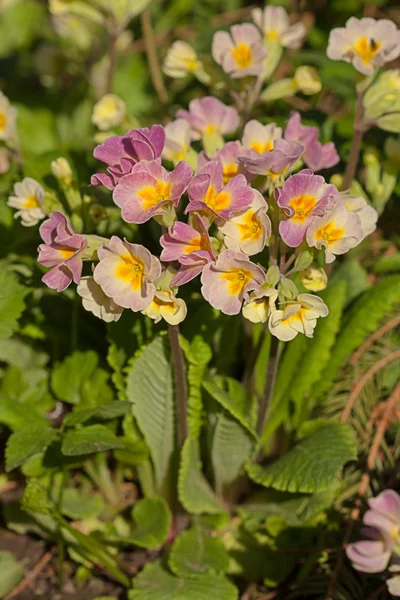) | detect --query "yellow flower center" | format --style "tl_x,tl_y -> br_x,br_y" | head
183,234 -> 209,255
59,248 -> 75,259
204,185 -> 231,212
237,210 -> 262,241
352,36 -> 382,65
205,124 -> 218,136
288,194 -> 317,223
115,254 -> 144,290
315,221 -> 345,244
0,112 -> 7,132
185,59 -> 199,72
24,194 -> 40,209
250,140 -> 274,154
267,28 -> 279,42
152,295 -> 175,313
231,43 -> 253,69
138,180 -> 172,210
222,268 -> 252,296
223,163 -> 239,183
